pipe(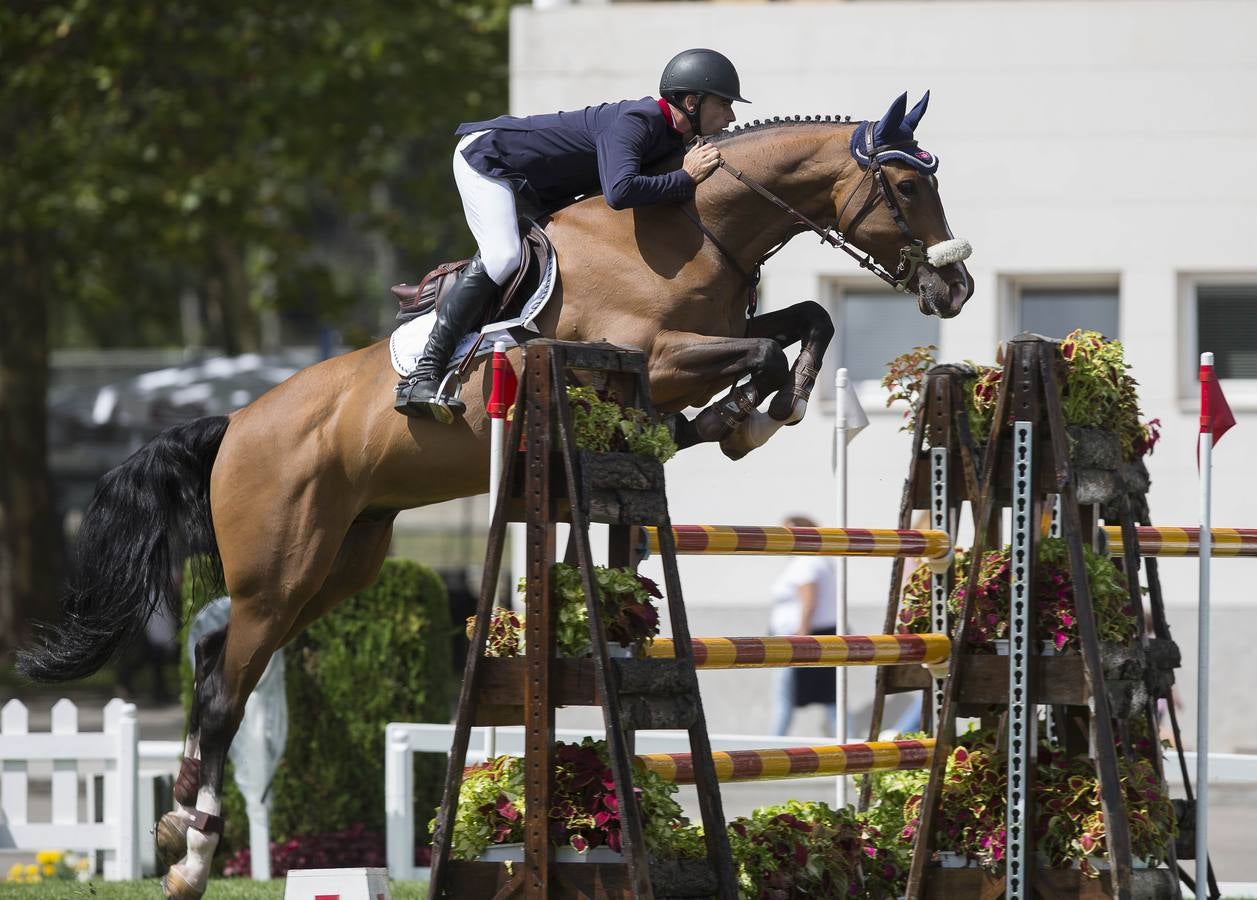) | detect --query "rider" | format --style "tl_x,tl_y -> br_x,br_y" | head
395,48 -> 748,422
